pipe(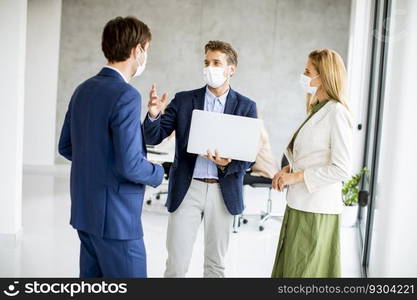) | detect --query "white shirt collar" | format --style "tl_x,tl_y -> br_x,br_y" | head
103,65 -> 129,83
205,86 -> 229,106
